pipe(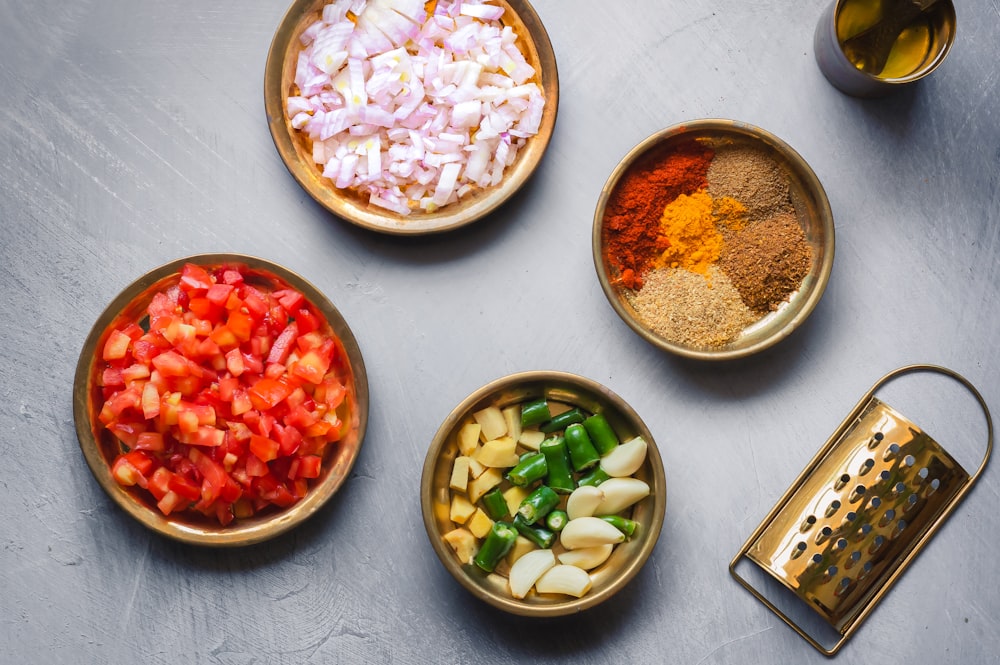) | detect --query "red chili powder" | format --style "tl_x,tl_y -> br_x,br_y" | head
602,141 -> 715,289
